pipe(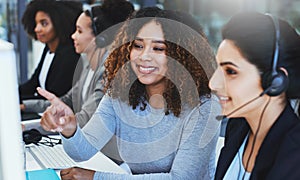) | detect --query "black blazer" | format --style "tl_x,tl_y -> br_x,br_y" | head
215,104 -> 300,180
19,43 -> 80,101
